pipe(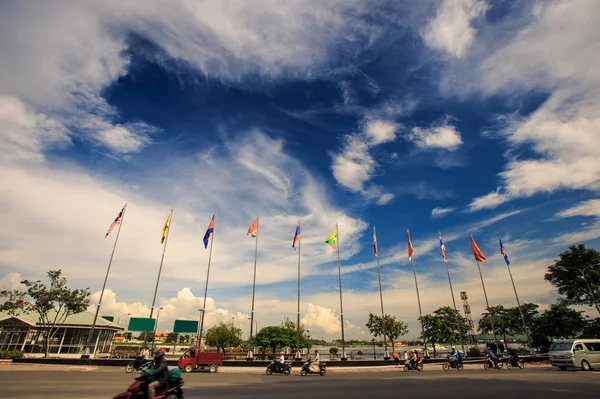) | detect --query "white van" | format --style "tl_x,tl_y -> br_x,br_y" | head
549,339 -> 600,371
